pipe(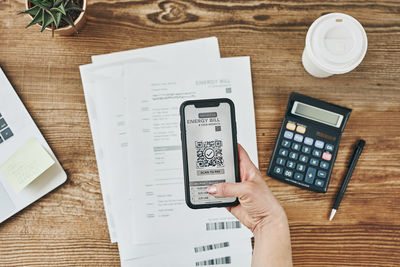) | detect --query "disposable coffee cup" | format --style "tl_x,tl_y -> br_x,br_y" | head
302,13 -> 368,78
